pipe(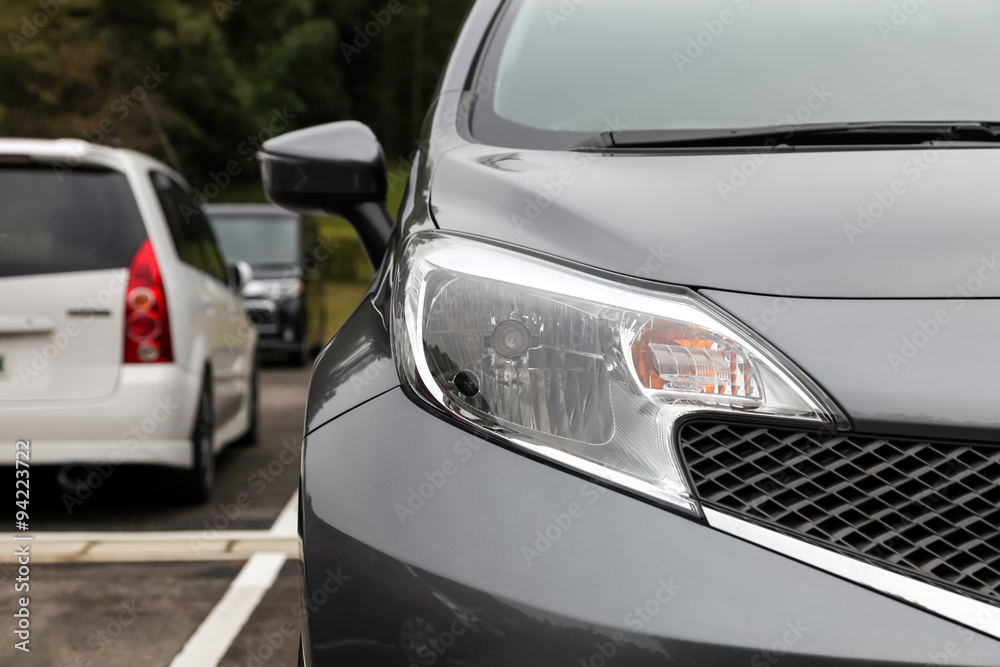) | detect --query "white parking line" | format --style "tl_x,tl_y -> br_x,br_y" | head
169,552 -> 287,667
270,491 -> 298,536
